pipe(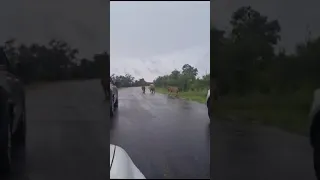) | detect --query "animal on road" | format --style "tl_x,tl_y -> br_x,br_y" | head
149,84 -> 155,94
141,86 -> 146,93
167,86 -> 180,97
